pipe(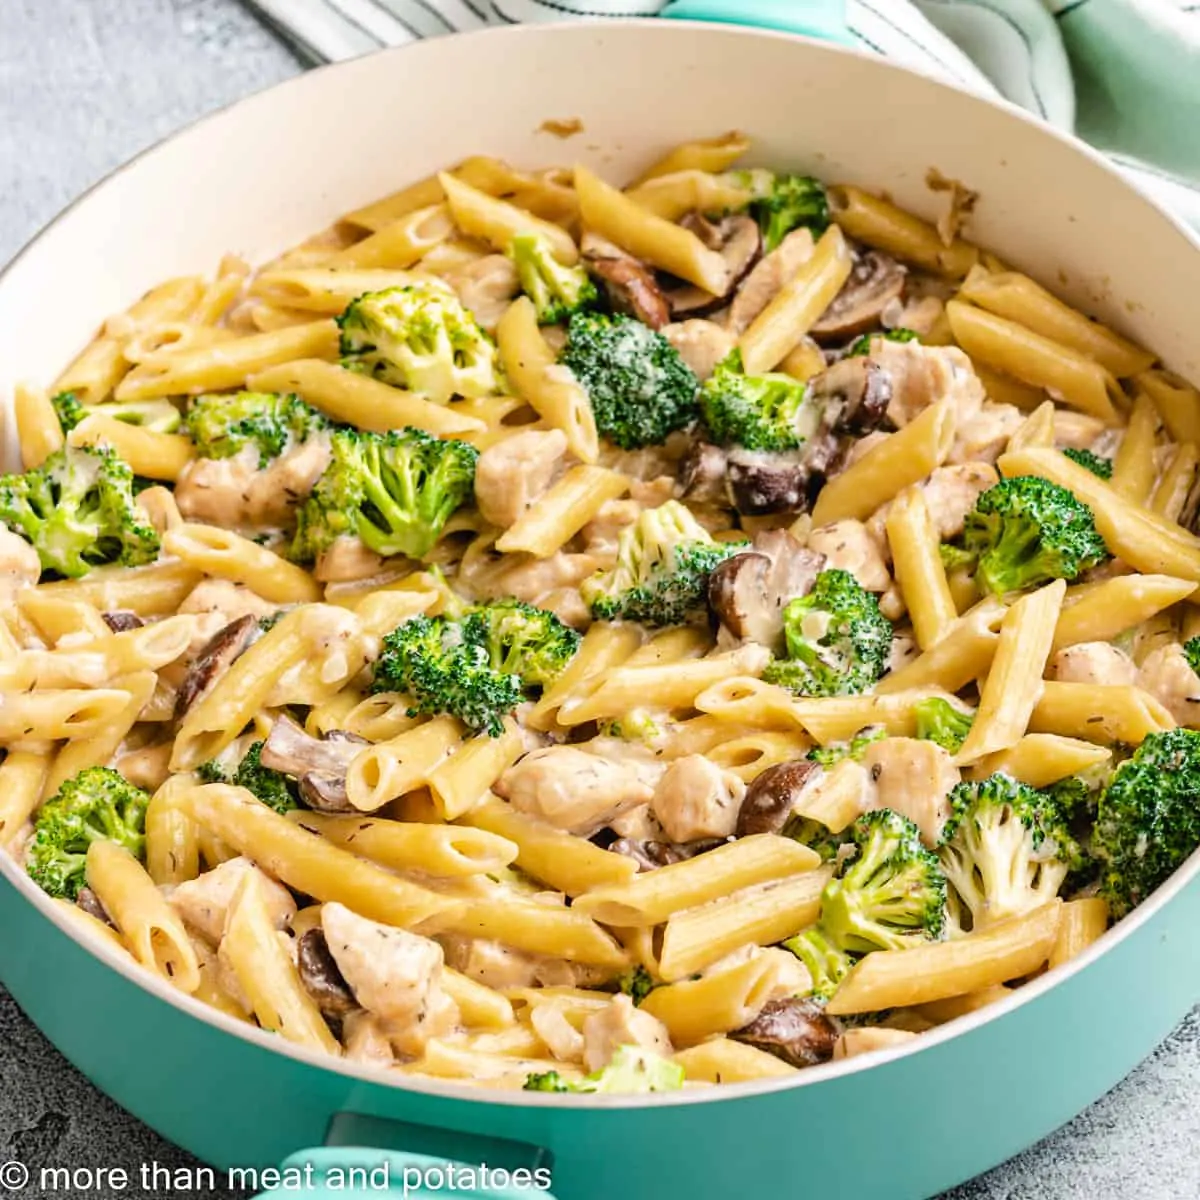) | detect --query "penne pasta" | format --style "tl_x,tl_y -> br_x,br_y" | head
887,485 -> 958,650
1053,574 -> 1195,651
967,734 -> 1111,788
495,466 -> 629,558
1030,682 -> 1175,745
